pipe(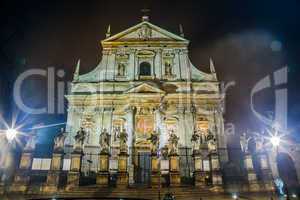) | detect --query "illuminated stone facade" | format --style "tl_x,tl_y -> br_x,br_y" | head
64,18 -> 228,180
